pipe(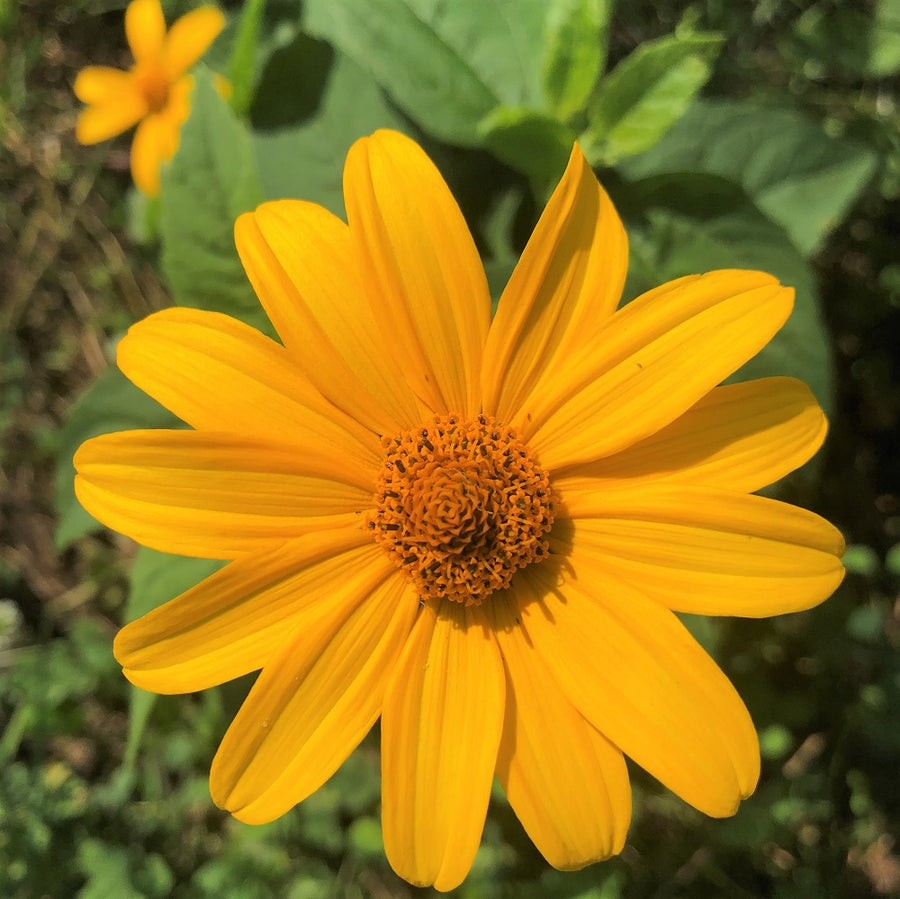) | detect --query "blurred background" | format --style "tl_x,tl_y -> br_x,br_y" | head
1,0 -> 899,896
